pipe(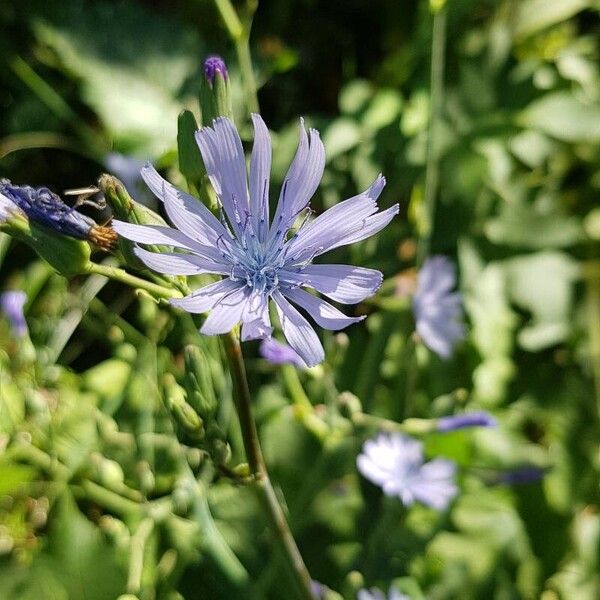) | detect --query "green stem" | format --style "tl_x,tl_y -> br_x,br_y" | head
9,56 -> 105,157
584,260 -> 600,422
85,262 -> 180,300
281,365 -> 330,440
127,518 -> 155,594
213,0 -> 260,115
417,7 -> 447,266
222,331 -> 315,600
235,32 -> 260,115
